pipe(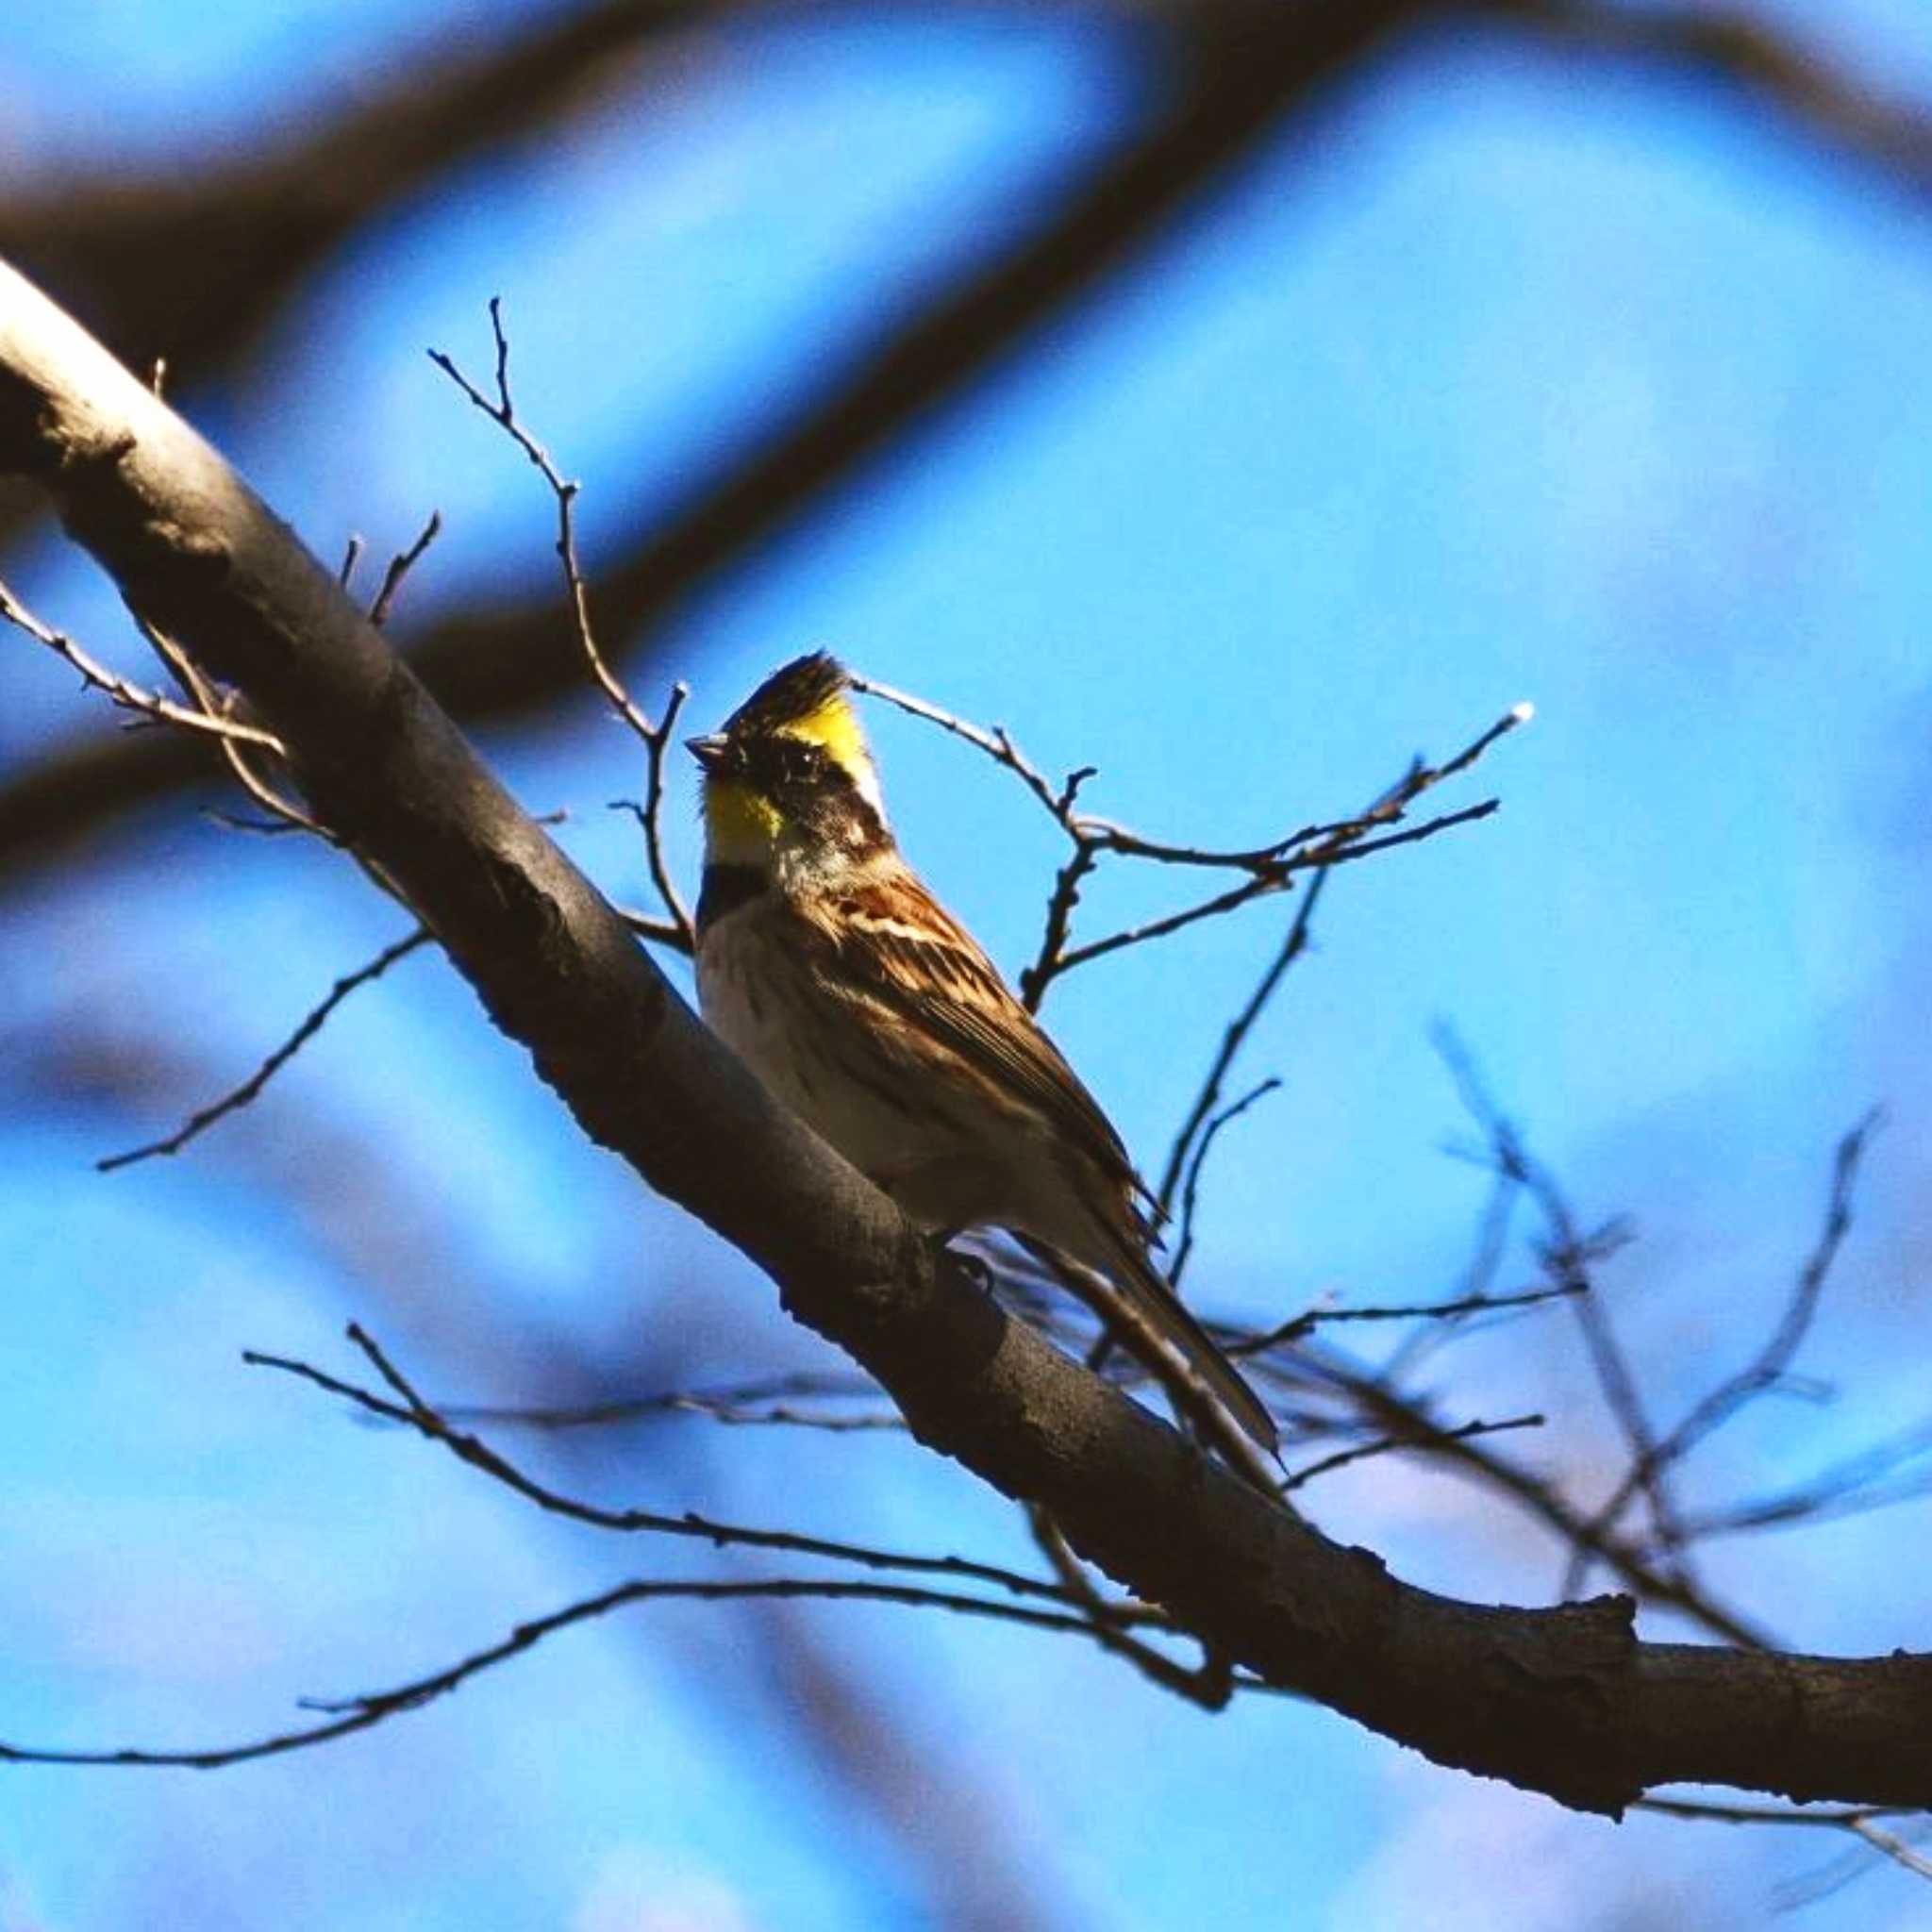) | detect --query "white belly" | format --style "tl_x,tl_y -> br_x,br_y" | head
695,904 -> 962,1197
703,900 -> 1012,1221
